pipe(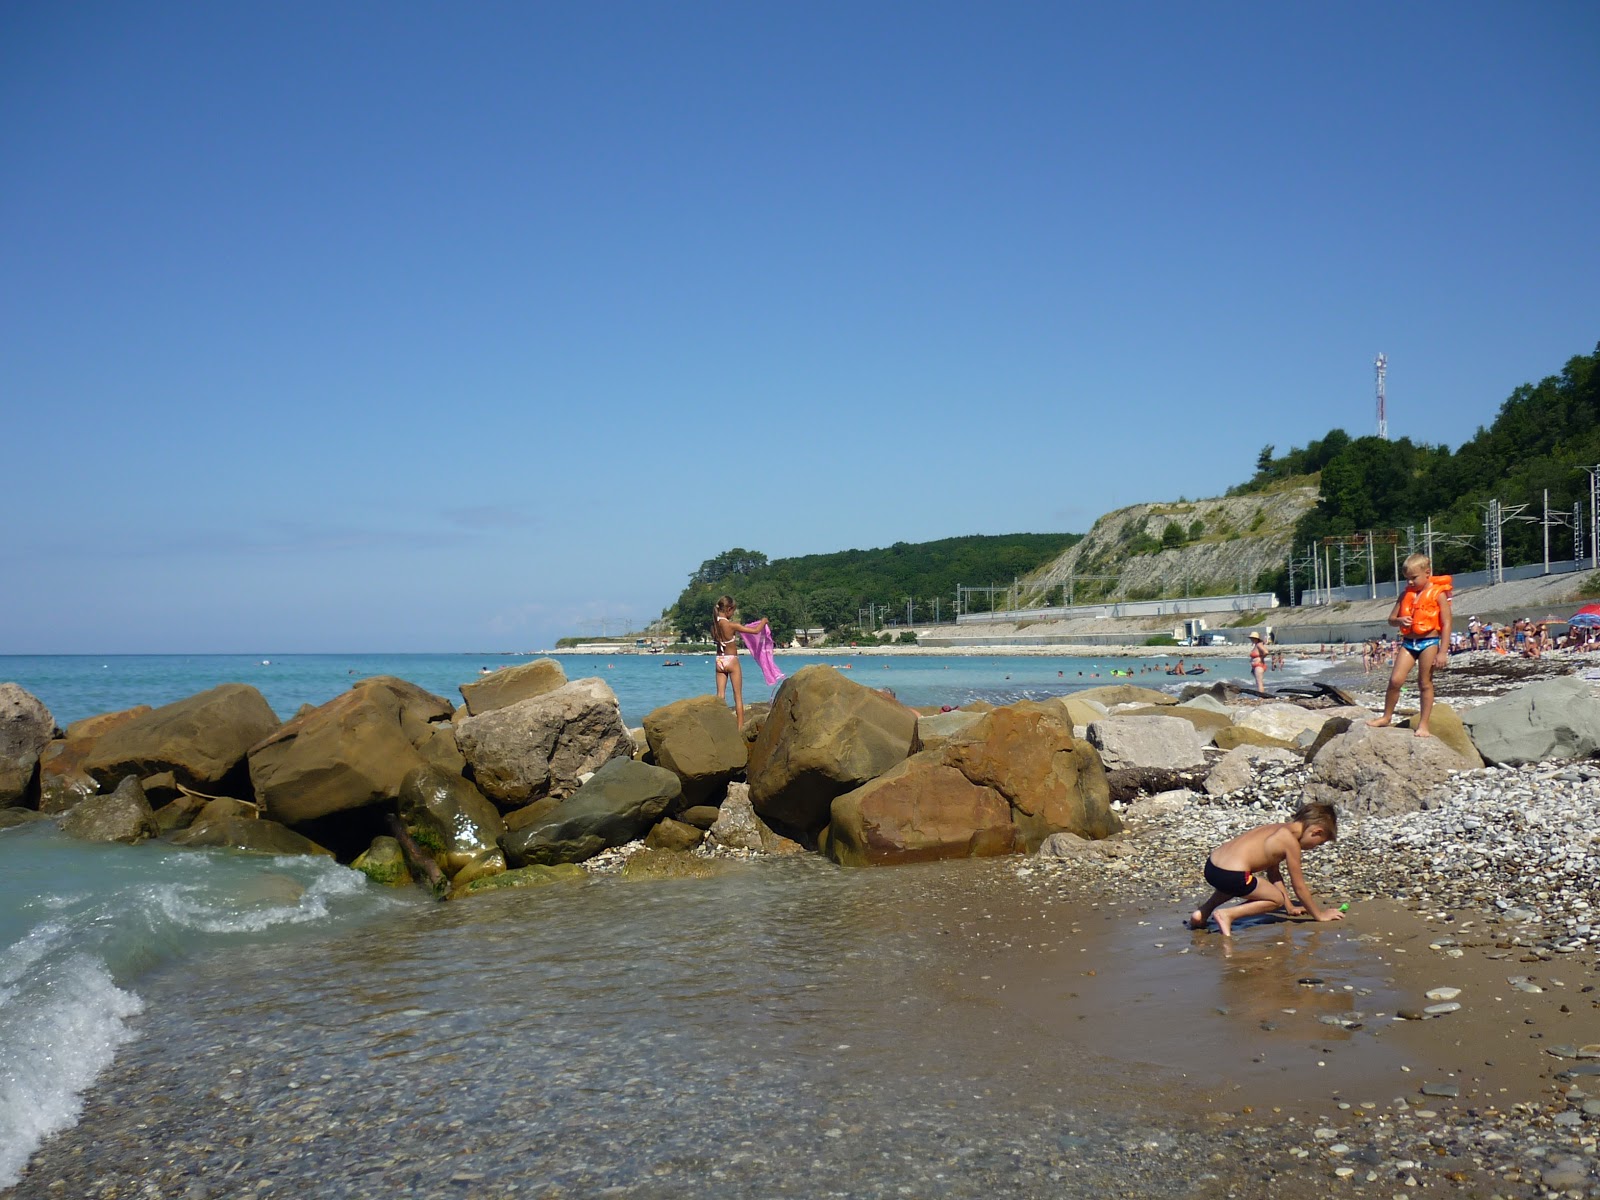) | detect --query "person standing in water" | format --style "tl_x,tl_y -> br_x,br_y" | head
1248,631 -> 1268,695
712,595 -> 769,728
